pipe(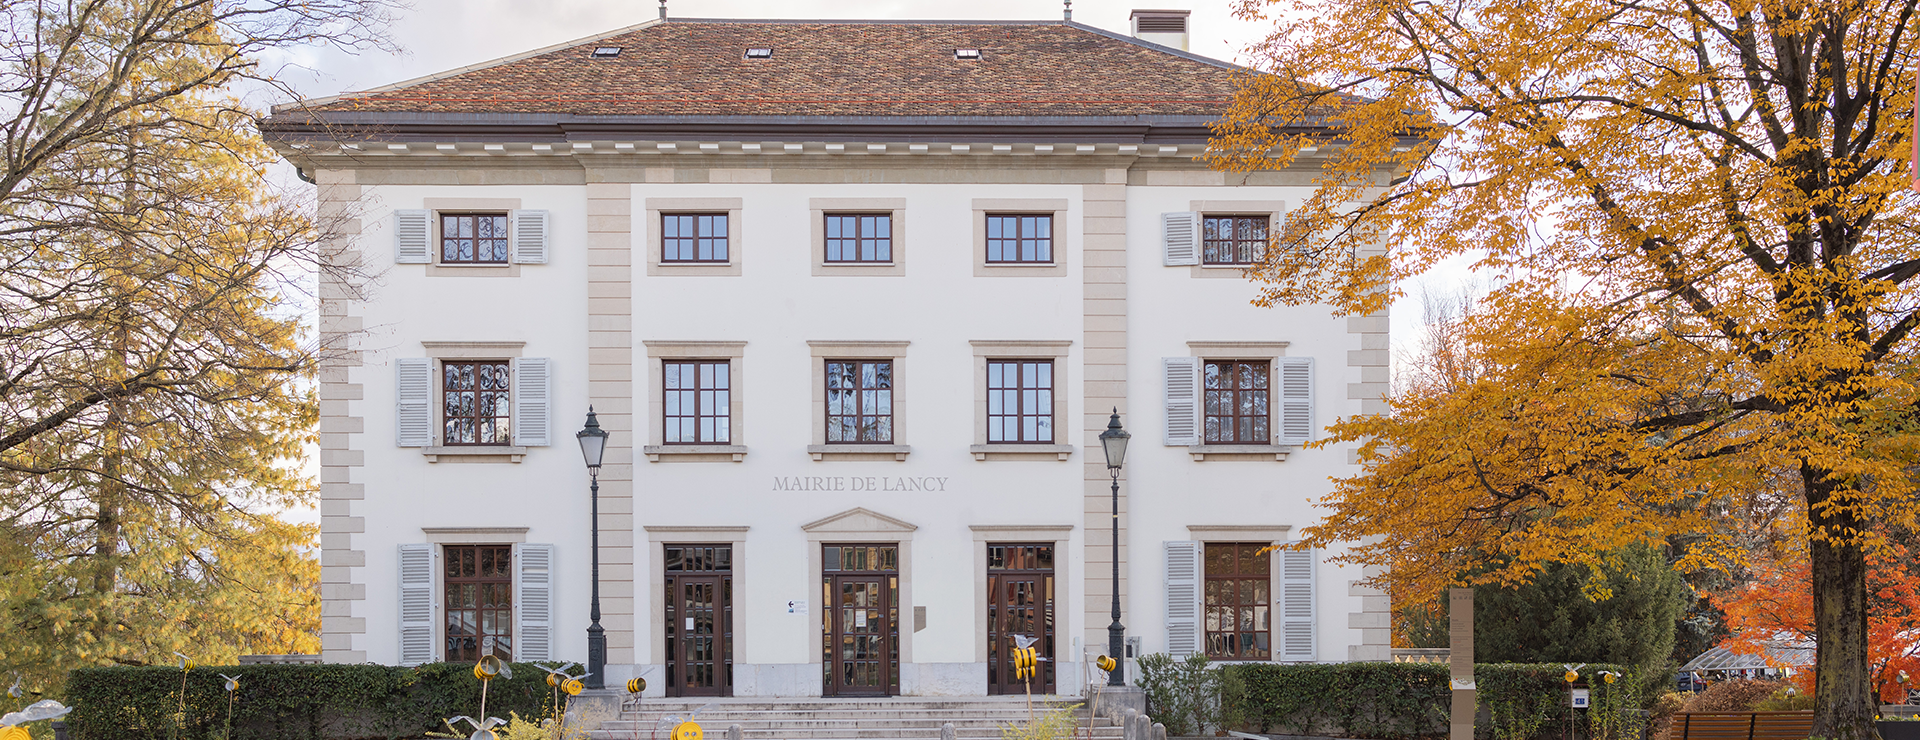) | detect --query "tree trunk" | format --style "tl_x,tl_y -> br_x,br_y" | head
1805,463 -> 1879,740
